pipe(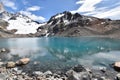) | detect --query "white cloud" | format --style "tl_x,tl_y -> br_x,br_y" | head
2,0 -> 17,10
93,6 -> 120,19
26,6 -> 41,11
72,0 -> 120,20
76,0 -> 85,4
73,0 -> 102,13
20,11 -> 46,22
